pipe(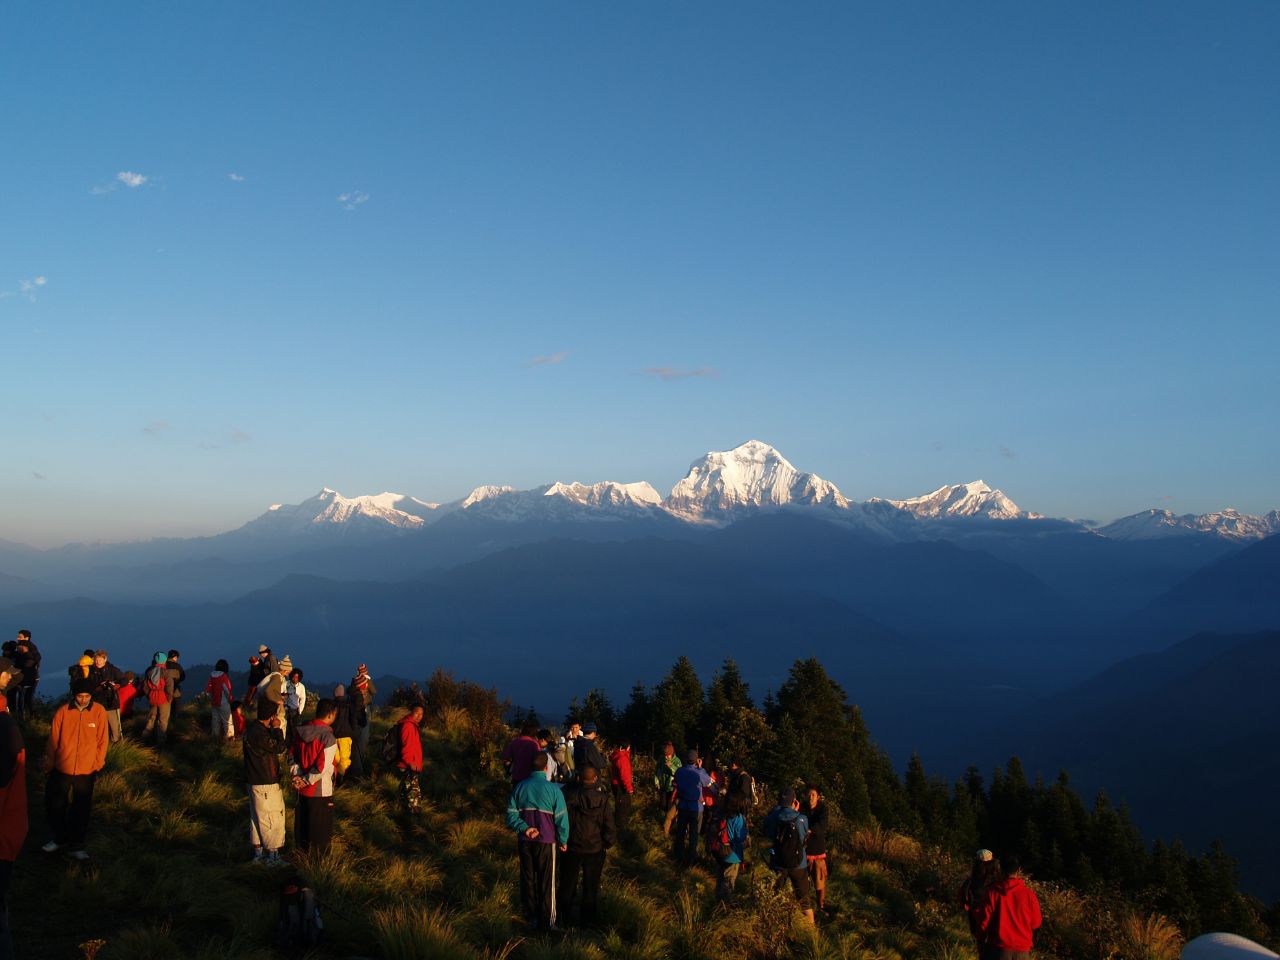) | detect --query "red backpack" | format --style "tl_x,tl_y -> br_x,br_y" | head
145,666 -> 170,706
708,814 -> 732,859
